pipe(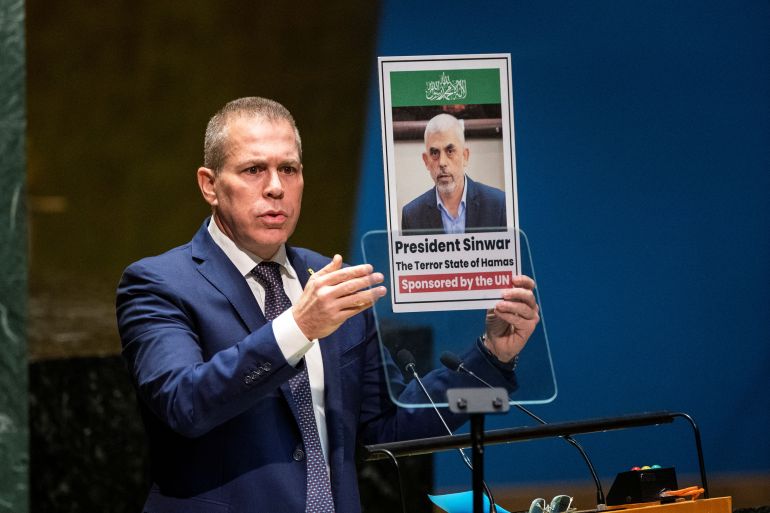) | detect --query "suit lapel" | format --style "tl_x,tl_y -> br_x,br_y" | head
191,220 -> 267,332
464,177 -> 482,230
426,188 -> 444,230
